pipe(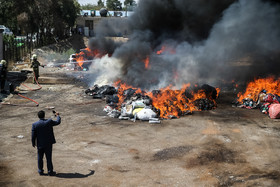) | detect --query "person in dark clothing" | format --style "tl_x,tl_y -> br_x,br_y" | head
0,60 -> 8,93
32,110 -> 61,176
